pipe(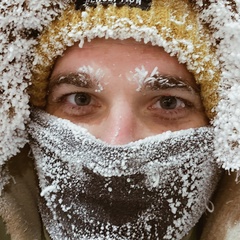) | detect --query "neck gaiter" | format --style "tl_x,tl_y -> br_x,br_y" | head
28,109 -> 220,240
